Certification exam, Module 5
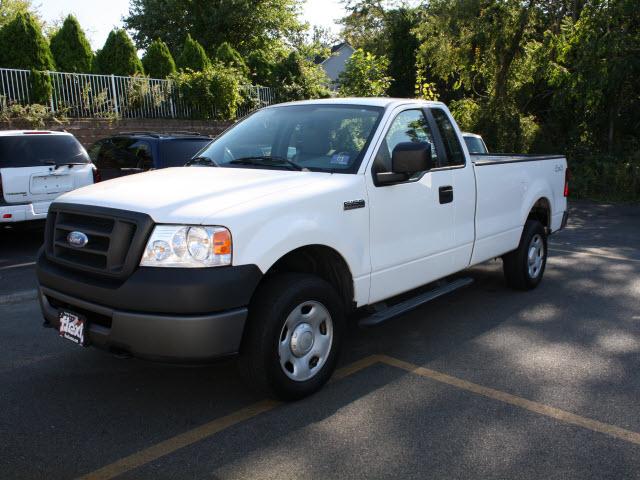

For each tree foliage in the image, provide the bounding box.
[215,42,248,76]
[170,64,243,120]
[49,15,93,73]
[142,38,176,78]
[124,0,304,58]
[0,0,38,29]
[0,11,54,70]
[94,29,144,76]
[177,34,210,72]
[338,48,392,97]
[340,1,420,97]
[408,0,640,199]
[271,51,331,102]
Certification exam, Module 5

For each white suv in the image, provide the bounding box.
[0,131,94,224]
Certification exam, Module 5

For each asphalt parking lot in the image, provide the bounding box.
[1,201,639,479]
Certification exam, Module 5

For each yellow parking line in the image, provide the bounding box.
[79,354,640,479]
[78,400,280,480]
[77,355,382,480]
[378,355,640,446]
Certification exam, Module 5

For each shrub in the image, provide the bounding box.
[177,34,210,72]
[215,42,248,76]
[338,49,392,97]
[0,12,54,70]
[49,15,93,73]
[94,29,144,76]
[30,69,51,104]
[142,38,176,78]
[171,63,242,120]
[272,51,330,102]
[0,103,67,128]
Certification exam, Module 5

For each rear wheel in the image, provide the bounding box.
[503,219,547,290]
[239,273,345,400]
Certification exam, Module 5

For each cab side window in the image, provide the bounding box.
[373,109,437,175]
[431,108,465,167]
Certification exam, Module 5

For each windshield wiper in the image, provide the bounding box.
[228,156,306,171]
[186,156,220,167]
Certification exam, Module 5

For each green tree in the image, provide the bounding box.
[340,2,420,97]
[177,34,210,71]
[94,29,144,76]
[338,48,392,97]
[142,38,176,78]
[272,51,331,101]
[0,0,38,29]
[125,0,304,58]
[215,42,248,76]
[0,11,54,70]
[49,15,93,73]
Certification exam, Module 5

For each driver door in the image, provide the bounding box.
[366,108,455,303]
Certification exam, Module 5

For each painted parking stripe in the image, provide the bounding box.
[379,355,640,446]
[78,355,381,480]
[78,354,640,479]
[0,261,36,271]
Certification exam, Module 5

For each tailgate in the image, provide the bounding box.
[1,165,92,204]
[29,170,74,195]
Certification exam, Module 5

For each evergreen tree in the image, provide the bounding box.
[0,11,54,70]
[94,29,144,76]
[176,34,210,71]
[215,42,248,76]
[142,38,176,78]
[49,15,93,73]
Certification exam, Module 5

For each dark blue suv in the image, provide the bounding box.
[88,132,212,181]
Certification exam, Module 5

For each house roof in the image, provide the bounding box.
[314,41,354,65]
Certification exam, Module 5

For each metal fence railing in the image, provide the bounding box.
[0,68,276,120]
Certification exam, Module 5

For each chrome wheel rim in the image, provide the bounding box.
[278,301,333,382]
[527,234,545,279]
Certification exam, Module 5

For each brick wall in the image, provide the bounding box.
[0,118,233,147]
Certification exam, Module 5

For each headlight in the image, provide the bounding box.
[140,225,232,267]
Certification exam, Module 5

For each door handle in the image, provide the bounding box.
[439,185,453,204]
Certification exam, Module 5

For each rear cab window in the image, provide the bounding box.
[430,108,465,167]
[0,134,89,168]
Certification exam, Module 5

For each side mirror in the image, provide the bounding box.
[376,142,433,185]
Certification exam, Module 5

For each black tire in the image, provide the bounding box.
[239,273,345,400]
[502,219,548,290]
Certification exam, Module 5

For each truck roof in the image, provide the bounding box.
[273,97,446,110]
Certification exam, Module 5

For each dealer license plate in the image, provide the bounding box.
[58,310,87,346]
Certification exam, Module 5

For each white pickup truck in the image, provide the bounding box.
[36,98,568,399]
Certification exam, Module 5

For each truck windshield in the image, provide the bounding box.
[0,135,89,168]
[194,104,384,173]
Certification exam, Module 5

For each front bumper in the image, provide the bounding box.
[37,251,263,362]
[0,201,50,223]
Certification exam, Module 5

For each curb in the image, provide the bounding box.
[0,289,38,306]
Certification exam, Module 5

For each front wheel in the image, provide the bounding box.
[502,219,548,290]
[239,273,345,400]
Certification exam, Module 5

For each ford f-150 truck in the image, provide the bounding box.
[36,98,568,399]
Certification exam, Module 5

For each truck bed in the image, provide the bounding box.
[469,152,568,266]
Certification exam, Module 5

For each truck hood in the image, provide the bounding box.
[56,167,333,223]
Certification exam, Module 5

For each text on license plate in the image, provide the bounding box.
[59,311,86,346]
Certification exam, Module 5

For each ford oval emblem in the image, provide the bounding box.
[67,231,89,248]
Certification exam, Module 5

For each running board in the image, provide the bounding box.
[359,277,474,328]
